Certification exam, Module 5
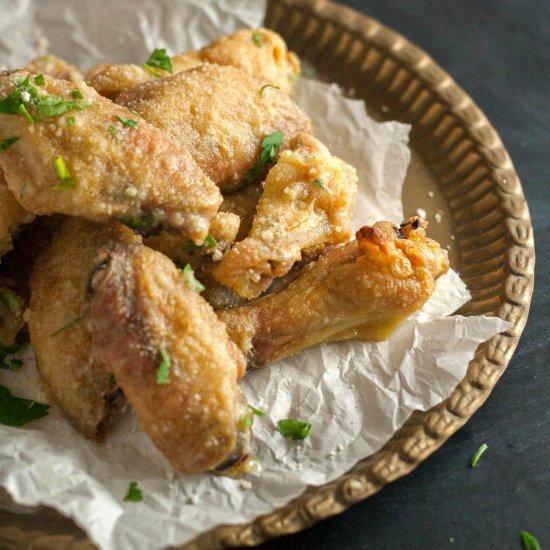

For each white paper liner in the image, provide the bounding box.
[0,2,511,549]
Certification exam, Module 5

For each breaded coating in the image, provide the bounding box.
[26,219,138,440]
[87,243,249,474]
[0,170,34,258]
[214,134,357,299]
[117,64,312,189]
[219,219,450,367]
[85,28,299,100]
[199,28,300,93]
[221,180,264,241]
[0,71,221,241]
[83,53,203,101]
[144,211,240,267]
[25,54,83,82]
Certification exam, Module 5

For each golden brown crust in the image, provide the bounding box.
[26,219,138,440]
[25,54,83,82]
[0,70,221,241]
[87,243,249,474]
[219,219,449,366]
[116,64,312,189]
[214,134,357,299]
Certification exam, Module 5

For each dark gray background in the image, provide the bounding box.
[257,1,550,549]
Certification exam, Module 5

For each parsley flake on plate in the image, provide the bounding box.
[520,531,541,550]
[0,384,50,427]
[123,481,143,502]
[276,418,311,440]
[144,48,173,78]
[0,136,20,153]
[182,264,205,293]
[156,349,171,385]
[52,156,75,190]
[469,443,488,467]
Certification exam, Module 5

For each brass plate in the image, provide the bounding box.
[0,0,534,547]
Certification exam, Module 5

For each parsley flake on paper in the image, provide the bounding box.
[0,384,50,427]
[123,481,143,502]
[276,418,311,440]
[144,48,173,78]
[156,349,171,385]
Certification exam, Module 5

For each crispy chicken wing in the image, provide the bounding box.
[87,243,249,474]
[26,219,138,440]
[219,219,450,367]
[214,134,357,299]
[117,64,311,190]
[0,71,221,241]
[25,54,83,82]
[85,28,299,100]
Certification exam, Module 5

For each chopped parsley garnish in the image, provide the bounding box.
[70,89,83,99]
[187,235,217,251]
[108,124,120,143]
[182,264,205,293]
[123,481,143,502]
[0,136,20,153]
[66,116,76,127]
[34,74,45,86]
[252,32,263,47]
[120,212,160,232]
[240,405,266,429]
[50,316,82,337]
[276,418,311,440]
[260,84,280,98]
[0,384,50,427]
[156,349,171,385]
[143,48,173,78]
[52,156,75,190]
[469,443,488,467]
[0,344,25,372]
[0,289,24,313]
[244,130,284,182]
[116,115,138,129]
[0,75,92,123]
[520,530,541,550]
[312,178,326,189]
[249,405,265,417]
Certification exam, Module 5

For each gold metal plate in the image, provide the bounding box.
[0,0,534,547]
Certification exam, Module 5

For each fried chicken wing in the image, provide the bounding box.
[214,134,357,299]
[0,170,34,259]
[25,54,83,82]
[26,219,138,440]
[87,243,249,474]
[117,64,312,190]
[85,28,299,100]
[0,71,221,241]
[219,219,450,367]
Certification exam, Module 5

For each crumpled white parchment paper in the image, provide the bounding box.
[0,1,510,549]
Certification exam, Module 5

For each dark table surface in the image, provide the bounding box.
[259,1,550,549]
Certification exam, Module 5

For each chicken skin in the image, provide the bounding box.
[26,219,139,440]
[87,243,249,474]
[214,134,358,299]
[117,64,311,190]
[85,27,300,100]
[219,219,450,367]
[0,71,221,241]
